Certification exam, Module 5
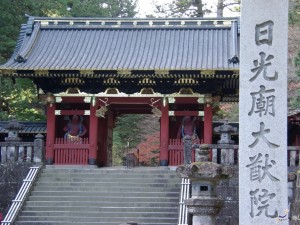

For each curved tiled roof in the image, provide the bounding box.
[0,17,239,75]
[0,121,46,134]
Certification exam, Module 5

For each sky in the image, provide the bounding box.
[137,0,240,17]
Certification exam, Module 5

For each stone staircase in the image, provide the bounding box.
[15,167,181,225]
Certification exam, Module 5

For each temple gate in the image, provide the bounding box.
[0,17,240,166]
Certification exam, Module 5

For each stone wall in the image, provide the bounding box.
[215,166,298,225]
[216,166,239,225]
[0,162,33,218]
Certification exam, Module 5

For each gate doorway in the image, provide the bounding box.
[112,114,160,167]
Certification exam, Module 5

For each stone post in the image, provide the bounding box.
[176,148,232,225]
[183,135,192,165]
[4,119,24,142]
[214,121,237,165]
[4,119,24,162]
[214,120,237,145]
[34,134,44,164]
[240,1,289,224]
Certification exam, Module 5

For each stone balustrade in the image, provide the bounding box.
[0,119,44,164]
[0,134,44,164]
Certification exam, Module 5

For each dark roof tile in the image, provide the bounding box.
[0,17,239,73]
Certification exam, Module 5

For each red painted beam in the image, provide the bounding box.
[56,110,88,116]
[98,97,161,106]
[170,97,200,104]
[58,97,85,103]
[169,111,203,116]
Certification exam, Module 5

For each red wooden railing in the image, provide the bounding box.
[168,138,203,166]
[53,138,89,165]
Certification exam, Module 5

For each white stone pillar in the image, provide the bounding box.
[239,1,289,224]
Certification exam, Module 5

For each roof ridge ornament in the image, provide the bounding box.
[33,17,238,28]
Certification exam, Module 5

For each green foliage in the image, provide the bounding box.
[290,89,300,109]
[226,104,239,122]
[294,51,300,77]
[112,114,144,165]
[0,78,45,121]
[153,0,207,17]
[289,0,300,25]
[66,0,137,17]
[214,104,239,122]
[0,0,137,121]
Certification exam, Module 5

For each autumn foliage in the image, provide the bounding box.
[136,131,160,166]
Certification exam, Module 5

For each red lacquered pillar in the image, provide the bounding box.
[160,100,169,166]
[89,103,98,165]
[46,103,56,165]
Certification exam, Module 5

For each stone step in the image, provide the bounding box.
[22,206,177,213]
[34,181,180,188]
[37,177,179,183]
[40,172,179,179]
[16,221,176,225]
[30,191,179,198]
[15,167,180,225]
[28,196,179,203]
[32,186,180,192]
[20,211,178,218]
[25,201,179,208]
[17,216,177,223]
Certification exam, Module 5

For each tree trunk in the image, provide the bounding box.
[194,0,204,17]
[217,0,224,17]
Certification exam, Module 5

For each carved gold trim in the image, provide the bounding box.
[175,78,198,85]
[117,70,132,75]
[155,70,169,75]
[139,78,155,84]
[1,69,17,75]
[105,88,119,94]
[103,78,120,84]
[80,70,94,76]
[140,88,155,94]
[179,88,194,95]
[151,107,162,118]
[34,70,49,75]
[201,70,215,75]
[62,78,85,84]
[66,87,81,94]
